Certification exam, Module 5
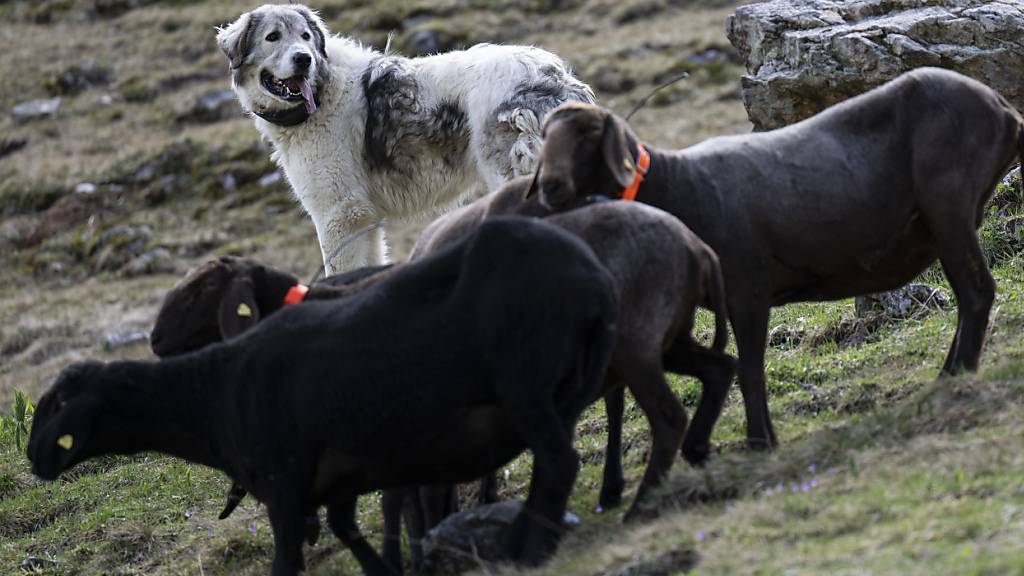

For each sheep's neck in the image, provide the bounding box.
[632,145,697,218]
[97,356,226,471]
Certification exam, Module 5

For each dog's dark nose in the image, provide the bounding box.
[293,52,312,70]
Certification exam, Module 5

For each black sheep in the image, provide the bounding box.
[28,217,619,576]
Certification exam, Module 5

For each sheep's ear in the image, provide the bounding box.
[601,113,636,189]
[294,6,328,60]
[218,277,260,339]
[217,12,259,70]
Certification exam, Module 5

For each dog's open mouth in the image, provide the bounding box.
[260,70,317,115]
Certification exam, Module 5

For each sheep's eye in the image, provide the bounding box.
[266,31,280,42]
[302,31,311,40]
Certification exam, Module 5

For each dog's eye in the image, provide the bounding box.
[266,31,280,42]
[302,32,311,41]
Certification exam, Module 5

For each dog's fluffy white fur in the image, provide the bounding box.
[218,4,594,273]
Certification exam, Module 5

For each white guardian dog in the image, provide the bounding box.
[217,4,595,274]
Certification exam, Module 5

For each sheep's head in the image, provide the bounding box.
[27,361,106,480]
[150,257,296,357]
[535,103,639,208]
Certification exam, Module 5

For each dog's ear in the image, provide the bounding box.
[217,12,260,70]
[218,277,261,339]
[294,6,329,60]
[601,113,636,189]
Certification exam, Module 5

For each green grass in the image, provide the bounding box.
[2,0,1023,573]
[2,262,1023,575]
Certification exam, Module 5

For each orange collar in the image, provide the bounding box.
[621,143,650,202]
[282,283,309,306]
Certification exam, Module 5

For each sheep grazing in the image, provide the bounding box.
[151,257,478,570]
[414,178,737,518]
[534,67,1024,450]
[28,217,619,576]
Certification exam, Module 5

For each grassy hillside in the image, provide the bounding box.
[1,0,1023,574]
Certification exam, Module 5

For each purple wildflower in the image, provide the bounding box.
[183,509,192,520]
[248,523,256,534]
[811,478,819,488]
[807,464,816,473]
[696,531,705,542]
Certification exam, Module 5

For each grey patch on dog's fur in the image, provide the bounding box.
[228,12,262,84]
[496,65,597,118]
[479,65,596,177]
[363,57,421,170]
[362,56,470,173]
[429,100,470,167]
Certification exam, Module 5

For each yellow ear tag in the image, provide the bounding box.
[236,303,252,317]
[623,156,635,173]
[57,434,74,450]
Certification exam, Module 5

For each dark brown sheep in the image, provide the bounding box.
[534,67,1024,449]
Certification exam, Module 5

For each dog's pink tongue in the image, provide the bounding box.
[300,80,316,115]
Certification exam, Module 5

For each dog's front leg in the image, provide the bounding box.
[311,205,389,275]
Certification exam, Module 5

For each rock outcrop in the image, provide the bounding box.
[726,0,1024,130]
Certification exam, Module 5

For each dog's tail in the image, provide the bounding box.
[706,253,730,353]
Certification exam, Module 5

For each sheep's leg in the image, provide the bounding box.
[933,228,995,374]
[327,497,400,576]
[478,473,499,505]
[403,489,426,571]
[621,358,687,523]
[501,402,578,565]
[267,501,307,576]
[598,386,626,511]
[664,341,736,466]
[730,302,776,450]
[380,489,405,574]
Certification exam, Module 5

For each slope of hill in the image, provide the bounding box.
[1,1,1022,575]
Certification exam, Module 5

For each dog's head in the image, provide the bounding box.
[217,4,329,117]
[150,256,295,357]
[27,362,107,481]
[534,103,639,209]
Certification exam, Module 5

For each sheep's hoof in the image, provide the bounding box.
[681,443,711,467]
[304,516,321,546]
[597,486,623,513]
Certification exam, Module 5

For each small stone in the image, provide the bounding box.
[855,284,950,319]
[74,182,97,195]
[91,224,153,271]
[123,247,176,277]
[47,59,112,95]
[19,557,57,571]
[258,171,282,187]
[420,500,580,574]
[177,89,239,124]
[11,98,61,122]
[104,330,149,349]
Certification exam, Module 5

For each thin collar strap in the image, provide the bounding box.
[253,94,321,127]
[621,143,650,202]
[282,284,309,306]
